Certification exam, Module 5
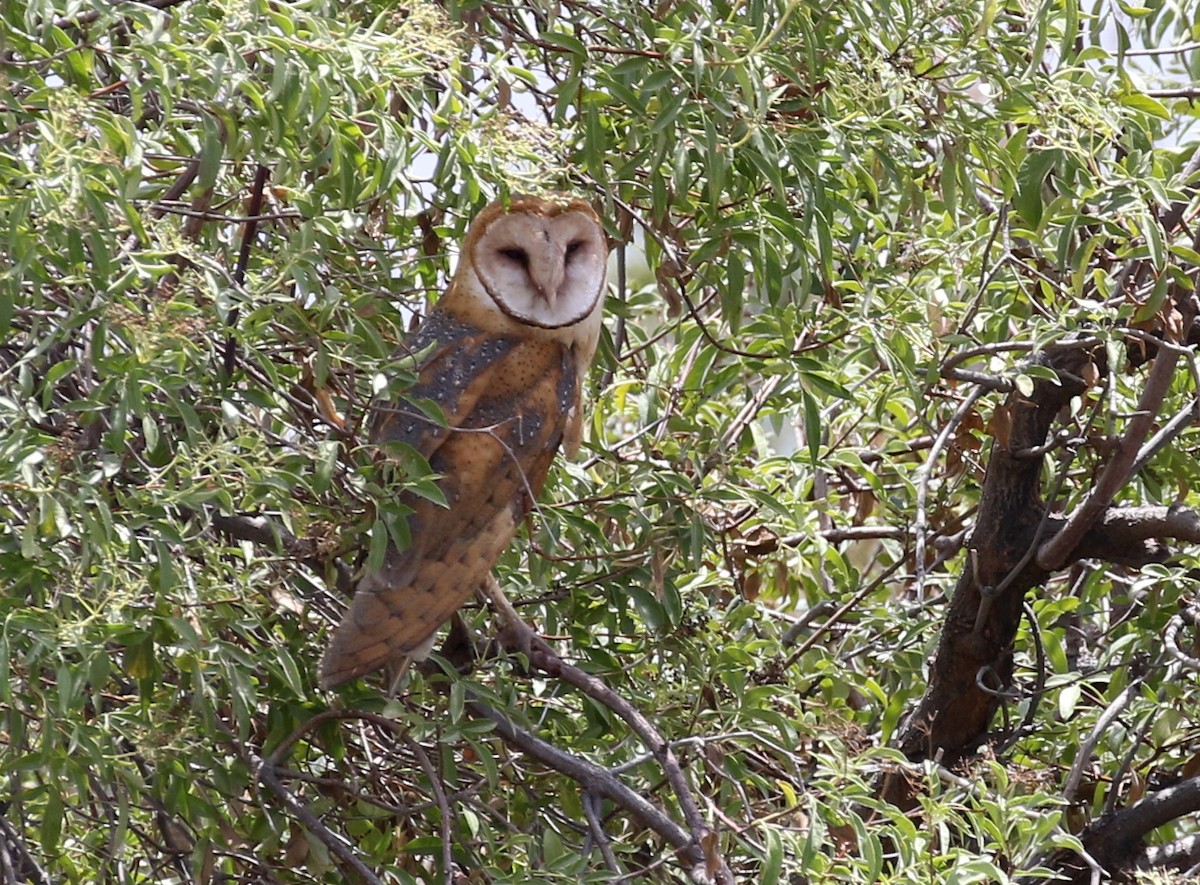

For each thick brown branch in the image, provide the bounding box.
[1137,834,1200,874]
[1026,777,1200,884]
[887,344,1097,786]
[1038,344,1183,570]
[1068,504,1200,565]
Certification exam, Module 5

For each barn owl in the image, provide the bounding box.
[319,195,607,689]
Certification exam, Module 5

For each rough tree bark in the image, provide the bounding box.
[885,343,1098,781]
[878,287,1200,877]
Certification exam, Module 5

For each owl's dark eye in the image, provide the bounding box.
[498,246,529,268]
[564,240,585,261]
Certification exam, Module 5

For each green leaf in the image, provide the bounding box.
[1059,683,1082,720]
[1015,149,1062,228]
[1118,93,1170,119]
[42,788,63,856]
[761,828,783,885]
[366,519,389,573]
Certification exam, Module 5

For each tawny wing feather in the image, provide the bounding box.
[319,310,579,688]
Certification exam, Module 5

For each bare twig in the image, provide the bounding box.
[940,368,1014,391]
[256,754,384,885]
[0,810,50,885]
[996,599,1047,757]
[407,738,455,884]
[151,204,301,223]
[1128,394,1200,477]
[1062,676,1143,803]
[914,385,987,598]
[957,206,1009,335]
[1124,40,1200,57]
[478,577,733,884]
[465,700,698,863]
[941,341,1036,376]
[582,792,623,875]
[716,375,782,454]
[1106,688,1164,817]
[121,158,200,254]
[782,558,907,670]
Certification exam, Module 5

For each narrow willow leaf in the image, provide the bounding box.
[1015,149,1061,229]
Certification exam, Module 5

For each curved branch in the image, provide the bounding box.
[1062,676,1142,803]
[1094,776,1200,857]
[1136,834,1200,873]
[1028,777,1200,883]
[1038,340,1184,571]
[256,753,384,885]
[465,699,698,861]
[1043,504,1200,568]
[0,809,49,885]
[479,577,733,884]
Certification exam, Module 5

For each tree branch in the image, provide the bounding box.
[1128,394,1200,477]
[249,739,385,885]
[1030,777,1200,884]
[1050,504,1200,567]
[407,738,456,884]
[209,510,354,593]
[0,809,49,885]
[1037,341,1183,571]
[53,0,191,30]
[479,577,733,884]
[465,699,703,870]
[1136,833,1200,873]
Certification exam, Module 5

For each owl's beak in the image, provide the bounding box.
[533,262,564,309]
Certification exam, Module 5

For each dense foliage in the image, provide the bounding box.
[3,0,1200,882]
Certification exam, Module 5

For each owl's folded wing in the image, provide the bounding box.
[318,311,537,688]
[368,309,520,459]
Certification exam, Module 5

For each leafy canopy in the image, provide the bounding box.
[2,0,1200,881]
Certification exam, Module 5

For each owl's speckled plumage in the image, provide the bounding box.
[319,196,606,689]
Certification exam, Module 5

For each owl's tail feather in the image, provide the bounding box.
[318,585,442,689]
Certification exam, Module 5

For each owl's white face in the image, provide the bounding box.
[470,207,607,330]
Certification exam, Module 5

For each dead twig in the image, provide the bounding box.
[407,738,456,884]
